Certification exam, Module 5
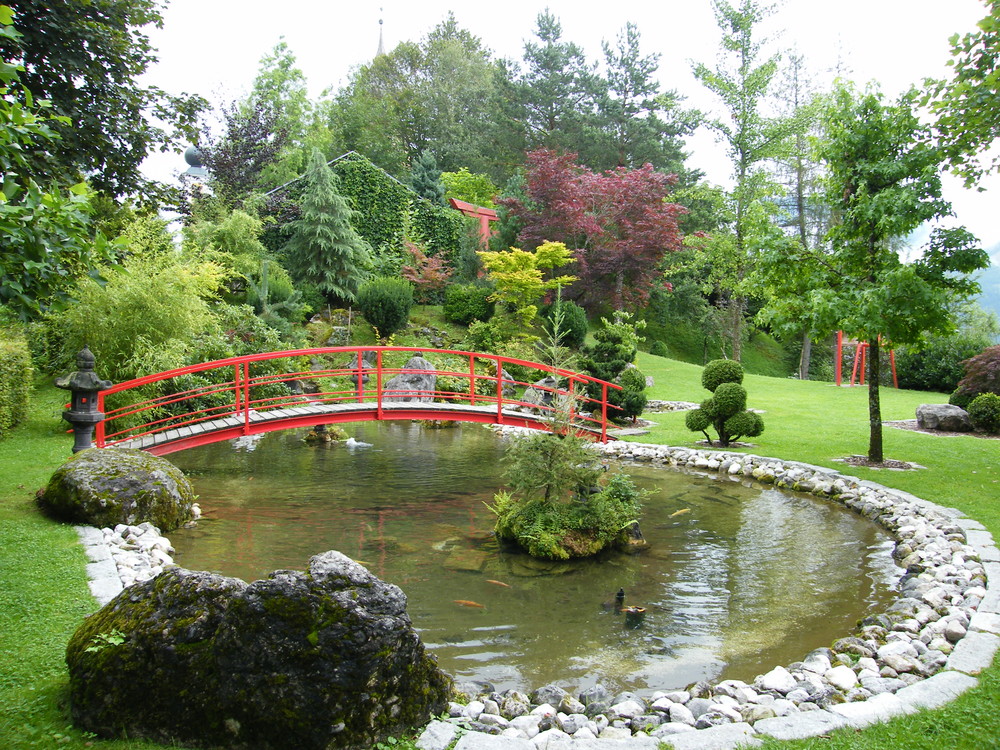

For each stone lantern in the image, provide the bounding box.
[55,347,112,453]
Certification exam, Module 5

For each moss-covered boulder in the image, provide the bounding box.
[66,552,452,750]
[39,448,195,530]
[66,568,246,745]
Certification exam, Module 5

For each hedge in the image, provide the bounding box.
[0,333,31,440]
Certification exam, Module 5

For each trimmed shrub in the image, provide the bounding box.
[949,389,974,409]
[444,283,494,326]
[686,359,763,447]
[0,333,31,440]
[968,392,1000,434]
[702,359,744,392]
[357,277,414,340]
[617,367,648,423]
[649,340,669,357]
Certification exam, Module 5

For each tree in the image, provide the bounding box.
[692,0,803,361]
[283,148,372,304]
[587,22,700,175]
[926,1,1000,186]
[0,0,205,199]
[199,98,291,206]
[0,6,118,320]
[500,149,685,310]
[760,84,989,462]
[477,240,576,327]
[516,10,600,152]
[356,277,413,340]
[410,150,445,204]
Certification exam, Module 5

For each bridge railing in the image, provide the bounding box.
[95,346,621,448]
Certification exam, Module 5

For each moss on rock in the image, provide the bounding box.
[39,448,195,530]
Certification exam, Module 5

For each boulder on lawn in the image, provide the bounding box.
[915,404,972,432]
[39,448,195,531]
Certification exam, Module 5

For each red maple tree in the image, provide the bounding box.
[499,149,684,309]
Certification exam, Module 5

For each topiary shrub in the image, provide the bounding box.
[685,359,763,447]
[357,277,414,340]
[649,340,669,357]
[617,366,648,423]
[968,392,1000,434]
[702,358,744,392]
[443,283,494,326]
[949,389,974,409]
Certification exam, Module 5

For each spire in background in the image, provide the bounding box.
[376,9,385,57]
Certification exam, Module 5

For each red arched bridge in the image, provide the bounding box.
[93,346,621,455]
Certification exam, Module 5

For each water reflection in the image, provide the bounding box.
[169,422,899,694]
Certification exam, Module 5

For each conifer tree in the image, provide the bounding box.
[283,148,372,304]
[410,149,446,204]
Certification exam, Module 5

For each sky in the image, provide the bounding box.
[141,0,1000,258]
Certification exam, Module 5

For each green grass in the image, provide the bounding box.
[1,358,999,749]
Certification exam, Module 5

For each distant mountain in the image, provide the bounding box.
[975,246,1000,318]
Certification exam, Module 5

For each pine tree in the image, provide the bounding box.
[283,148,372,304]
[410,149,446,205]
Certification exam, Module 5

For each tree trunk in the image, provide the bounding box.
[730,296,745,362]
[798,333,812,380]
[867,338,883,463]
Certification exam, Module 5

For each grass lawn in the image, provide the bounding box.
[1,359,998,749]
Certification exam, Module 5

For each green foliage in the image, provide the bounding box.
[441,168,498,207]
[702,358,744,392]
[0,0,206,199]
[968,392,1000,433]
[284,148,372,304]
[617,367,648,422]
[410,149,445,204]
[896,333,995,394]
[582,309,645,384]
[478,241,576,327]
[649,340,669,357]
[491,470,644,560]
[357,277,414,340]
[542,299,587,350]
[409,196,465,263]
[685,359,763,446]
[949,388,974,409]
[443,283,495,326]
[0,330,30,440]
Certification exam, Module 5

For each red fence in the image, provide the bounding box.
[96,346,621,454]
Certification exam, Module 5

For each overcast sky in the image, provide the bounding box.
[142,0,999,256]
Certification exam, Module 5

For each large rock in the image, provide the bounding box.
[383,355,436,403]
[40,448,195,531]
[519,376,558,411]
[66,551,451,750]
[916,404,972,432]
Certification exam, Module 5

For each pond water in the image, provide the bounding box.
[168,422,900,696]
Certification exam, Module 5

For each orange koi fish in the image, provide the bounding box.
[453,599,486,608]
[670,508,690,518]
[485,580,511,588]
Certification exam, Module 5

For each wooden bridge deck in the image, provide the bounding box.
[115,401,600,455]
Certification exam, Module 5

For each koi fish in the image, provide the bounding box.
[454,600,485,608]
[670,508,690,518]
[485,580,511,589]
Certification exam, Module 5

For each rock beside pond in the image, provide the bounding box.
[66,551,451,750]
[40,448,195,531]
[915,403,972,432]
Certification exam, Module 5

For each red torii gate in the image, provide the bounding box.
[449,198,498,246]
[834,331,898,388]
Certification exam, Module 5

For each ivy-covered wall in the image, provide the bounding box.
[263,152,465,273]
[0,332,31,441]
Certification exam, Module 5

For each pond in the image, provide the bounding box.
[168,422,900,696]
